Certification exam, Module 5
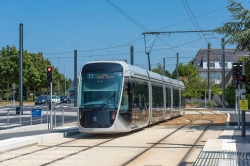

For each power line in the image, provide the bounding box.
[181,0,202,39]
[106,0,148,31]
[184,0,209,44]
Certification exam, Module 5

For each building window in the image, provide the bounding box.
[210,63,215,68]
[196,63,200,66]
[219,62,228,68]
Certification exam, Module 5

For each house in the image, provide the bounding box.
[190,48,249,84]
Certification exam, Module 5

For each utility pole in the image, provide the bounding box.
[146,52,151,71]
[130,45,134,65]
[19,23,23,108]
[163,58,165,75]
[176,53,179,79]
[74,50,77,107]
[207,43,211,101]
[222,38,225,108]
[58,57,60,96]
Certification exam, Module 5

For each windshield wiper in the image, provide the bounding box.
[98,91,116,110]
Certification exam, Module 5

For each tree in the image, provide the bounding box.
[215,0,250,106]
[152,63,172,77]
[173,63,207,98]
[0,45,71,101]
[152,63,165,75]
[214,0,250,52]
[0,46,19,101]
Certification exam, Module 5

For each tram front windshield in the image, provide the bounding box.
[80,73,122,110]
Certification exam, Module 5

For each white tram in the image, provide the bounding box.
[78,61,185,133]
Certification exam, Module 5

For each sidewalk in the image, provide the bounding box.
[0,123,80,153]
[194,127,250,165]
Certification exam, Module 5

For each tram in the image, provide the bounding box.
[78,61,185,133]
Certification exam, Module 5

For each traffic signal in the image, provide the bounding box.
[47,67,52,82]
[232,63,238,78]
[238,62,242,75]
[237,75,246,83]
[232,62,243,85]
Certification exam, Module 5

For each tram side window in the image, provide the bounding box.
[132,79,149,110]
[165,86,171,108]
[173,88,180,108]
[120,83,129,111]
[152,85,163,108]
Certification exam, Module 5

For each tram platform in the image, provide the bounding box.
[194,108,250,166]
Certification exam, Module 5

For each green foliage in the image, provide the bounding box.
[152,62,208,99]
[176,63,207,98]
[225,83,237,107]
[199,101,218,108]
[0,45,72,100]
[152,63,172,77]
[214,0,250,52]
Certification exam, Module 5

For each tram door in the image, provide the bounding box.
[131,78,149,128]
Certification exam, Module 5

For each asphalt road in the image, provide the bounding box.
[213,107,250,126]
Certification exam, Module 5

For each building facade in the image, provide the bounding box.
[190,49,249,84]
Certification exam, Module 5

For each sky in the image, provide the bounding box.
[1,0,249,79]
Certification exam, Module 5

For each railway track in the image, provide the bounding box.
[0,110,226,166]
[121,111,208,165]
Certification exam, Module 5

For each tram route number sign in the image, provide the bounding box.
[239,99,248,111]
[32,109,42,117]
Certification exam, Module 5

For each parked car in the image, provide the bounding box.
[51,95,60,104]
[35,95,50,105]
[60,96,71,104]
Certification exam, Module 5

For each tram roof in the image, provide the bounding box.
[83,61,185,88]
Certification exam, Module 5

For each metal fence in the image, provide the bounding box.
[0,105,66,130]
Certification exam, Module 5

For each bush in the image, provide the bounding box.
[199,100,218,107]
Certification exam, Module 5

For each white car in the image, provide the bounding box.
[51,95,60,104]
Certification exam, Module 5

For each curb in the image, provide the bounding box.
[0,124,49,134]
[0,129,80,153]
[226,113,230,126]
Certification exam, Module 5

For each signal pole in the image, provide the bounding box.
[50,82,53,129]
[241,61,245,137]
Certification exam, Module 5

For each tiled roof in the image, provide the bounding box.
[190,48,250,64]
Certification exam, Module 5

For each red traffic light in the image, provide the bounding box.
[47,67,52,82]
[237,75,246,83]
[47,67,52,72]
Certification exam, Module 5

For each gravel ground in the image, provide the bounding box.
[158,113,228,126]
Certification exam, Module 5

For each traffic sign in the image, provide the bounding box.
[241,95,246,99]
[32,109,42,117]
[239,99,248,111]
